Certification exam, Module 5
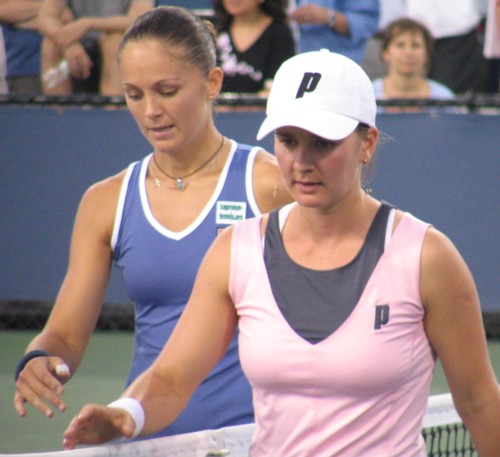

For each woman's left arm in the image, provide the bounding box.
[421,227,500,457]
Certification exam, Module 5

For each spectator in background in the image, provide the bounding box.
[372,18,454,112]
[213,0,295,95]
[38,0,153,96]
[405,0,489,94]
[0,0,43,94]
[288,0,379,64]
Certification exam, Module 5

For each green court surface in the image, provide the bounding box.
[1,331,499,454]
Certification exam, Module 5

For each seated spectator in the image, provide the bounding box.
[213,0,295,95]
[372,18,454,112]
[38,0,152,96]
[0,0,44,94]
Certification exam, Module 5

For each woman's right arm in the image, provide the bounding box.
[13,174,123,418]
[62,225,238,448]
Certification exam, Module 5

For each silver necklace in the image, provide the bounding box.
[152,136,225,191]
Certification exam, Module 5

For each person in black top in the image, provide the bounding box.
[213,0,296,94]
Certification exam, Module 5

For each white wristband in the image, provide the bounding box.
[107,398,145,438]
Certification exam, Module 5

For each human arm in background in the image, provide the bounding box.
[37,0,71,42]
[62,222,241,447]
[45,0,153,51]
[38,0,151,83]
[38,0,92,81]
[13,173,123,418]
[0,0,43,29]
[421,227,500,457]
[289,0,379,43]
[289,2,350,36]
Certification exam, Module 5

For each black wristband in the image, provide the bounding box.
[15,350,50,381]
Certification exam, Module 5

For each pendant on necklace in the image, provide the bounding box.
[153,178,163,188]
[176,178,185,191]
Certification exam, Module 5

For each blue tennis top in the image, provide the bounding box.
[111,141,260,437]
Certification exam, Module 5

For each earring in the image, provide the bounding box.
[360,158,368,164]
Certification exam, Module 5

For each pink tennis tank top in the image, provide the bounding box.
[230,211,435,457]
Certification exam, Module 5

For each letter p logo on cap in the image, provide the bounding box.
[296,72,322,98]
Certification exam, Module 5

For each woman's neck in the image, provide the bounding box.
[282,193,381,270]
[292,191,378,240]
[153,129,225,176]
[230,10,272,52]
[232,8,269,27]
[383,72,430,98]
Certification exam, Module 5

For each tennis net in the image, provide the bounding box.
[1,392,475,457]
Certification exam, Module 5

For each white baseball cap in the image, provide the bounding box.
[257,49,376,141]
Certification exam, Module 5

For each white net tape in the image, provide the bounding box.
[0,393,462,457]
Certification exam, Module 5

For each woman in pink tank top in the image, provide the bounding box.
[63,49,500,456]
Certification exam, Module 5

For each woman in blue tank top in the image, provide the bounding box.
[13,6,292,438]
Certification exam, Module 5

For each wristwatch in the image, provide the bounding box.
[326,9,337,28]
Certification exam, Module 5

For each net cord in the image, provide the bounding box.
[0,392,472,457]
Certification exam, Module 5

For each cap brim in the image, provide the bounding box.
[256,110,359,141]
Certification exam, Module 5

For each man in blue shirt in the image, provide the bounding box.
[289,0,379,64]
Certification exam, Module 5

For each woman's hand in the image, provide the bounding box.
[289,4,328,25]
[63,404,136,450]
[64,42,94,79]
[14,356,71,418]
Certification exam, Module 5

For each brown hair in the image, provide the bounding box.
[382,18,434,67]
[118,6,217,75]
